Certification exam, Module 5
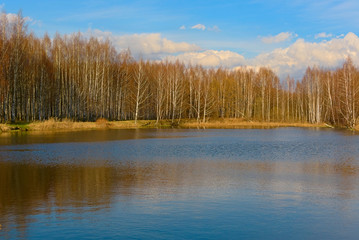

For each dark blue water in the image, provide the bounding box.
[0,128,359,239]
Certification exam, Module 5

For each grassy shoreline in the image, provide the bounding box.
[0,118,336,133]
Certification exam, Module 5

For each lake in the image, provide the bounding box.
[0,128,359,239]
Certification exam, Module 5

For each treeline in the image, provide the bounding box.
[1,13,359,128]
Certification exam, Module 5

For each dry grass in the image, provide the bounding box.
[0,124,11,132]
[27,119,162,132]
[95,118,109,128]
[181,118,327,129]
[28,118,98,131]
[0,118,341,133]
[107,120,167,129]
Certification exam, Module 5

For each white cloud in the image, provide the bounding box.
[3,13,20,23]
[1,13,36,25]
[165,32,359,80]
[261,32,296,44]
[184,24,220,32]
[165,50,245,68]
[250,32,359,79]
[315,32,333,39]
[87,29,359,80]
[191,24,206,31]
[88,29,201,58]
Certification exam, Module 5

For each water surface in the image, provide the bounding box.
[0,128,359,239]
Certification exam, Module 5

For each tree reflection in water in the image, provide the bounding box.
[1,157,358,238]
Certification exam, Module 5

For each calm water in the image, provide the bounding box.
[0,128,359,239]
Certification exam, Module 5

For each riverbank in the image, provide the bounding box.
[0,118,336,133]
[0,118,161,132]
[181,118,330,129]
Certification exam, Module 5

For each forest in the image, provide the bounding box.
[1,13,359,128]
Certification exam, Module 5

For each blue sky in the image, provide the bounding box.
[2,0,359,78]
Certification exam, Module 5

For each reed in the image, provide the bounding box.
[0,118,342,133]
[180,118,327,129]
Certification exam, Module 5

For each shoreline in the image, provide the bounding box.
[0,118,337,133]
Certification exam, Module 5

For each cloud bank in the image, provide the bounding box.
[251,32,359,78]
[88,29,359,79]
[88,29,201,58]
[167,33,359,79]
[166,50,245,68]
